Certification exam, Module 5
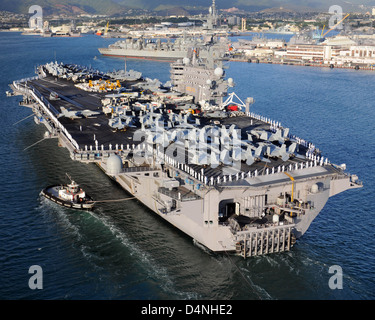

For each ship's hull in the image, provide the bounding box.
[98,47,187,61]
[102,163,358,254]
[104,167,236,252]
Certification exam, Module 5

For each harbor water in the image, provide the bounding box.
[0,32,374,300]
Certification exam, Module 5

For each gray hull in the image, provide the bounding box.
[41,186,94,211]
[98,47,187,61]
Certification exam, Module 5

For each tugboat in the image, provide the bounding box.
[41,176,94,210]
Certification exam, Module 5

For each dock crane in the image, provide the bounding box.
[95,22,109,36]
[104,21,109,37]
[321,25,325,37]
[322,13,350,38]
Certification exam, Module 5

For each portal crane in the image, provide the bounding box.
[322,13,350,38]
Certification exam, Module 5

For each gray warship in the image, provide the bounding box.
[98,0,229,62]
[99,37,195,61]
[8,40,362,257]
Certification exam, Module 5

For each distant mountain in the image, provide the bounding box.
[2,0,375,15]
[154,6,191,17]
[113,0,209,10]
[257,0,375,12]
[113,0,375,13]
[0,0,128,16]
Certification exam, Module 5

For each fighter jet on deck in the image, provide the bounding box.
[108,114,136,131]
[58,107,102,119]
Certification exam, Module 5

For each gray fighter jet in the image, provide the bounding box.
[58,107,101,119]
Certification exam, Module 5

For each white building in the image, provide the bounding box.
[243,48,274,57]
[285,44,343,63]
[336,45,375,65]
[322,35,356,47]
[50,25,72,36]
[228,16,241,26]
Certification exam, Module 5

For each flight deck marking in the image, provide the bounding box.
[40,78,66,87]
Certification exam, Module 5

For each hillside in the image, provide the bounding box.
[0,0,127,16]
[114,0,375,12]
[2,0,375,15]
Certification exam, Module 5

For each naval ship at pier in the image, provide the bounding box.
[98,0,230,62]
[98,35,230,62]
[8,41,362,258]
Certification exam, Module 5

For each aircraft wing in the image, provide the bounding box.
[80,110,101,118]
[58,107,81,119]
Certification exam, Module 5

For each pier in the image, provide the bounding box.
[230,56,375,71]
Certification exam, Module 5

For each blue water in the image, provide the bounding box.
[0,32,374,300]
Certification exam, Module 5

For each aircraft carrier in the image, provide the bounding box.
[8,42,362,257]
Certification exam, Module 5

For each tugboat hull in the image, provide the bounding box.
[41,185,94,210]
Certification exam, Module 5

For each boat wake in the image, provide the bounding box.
[37,195,83,241]
[37,196,199,299]
[89,209,200,299]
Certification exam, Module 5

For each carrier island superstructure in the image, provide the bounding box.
[8,45,362,258]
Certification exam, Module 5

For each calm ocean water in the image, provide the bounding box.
[0,32,374,300]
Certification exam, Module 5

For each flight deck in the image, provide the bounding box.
[24,71,322,184]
